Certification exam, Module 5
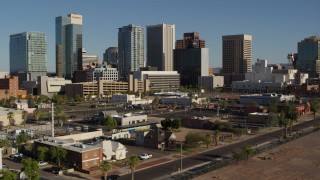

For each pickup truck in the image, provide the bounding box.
[139,153,152,160]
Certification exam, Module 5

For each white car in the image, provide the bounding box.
[38,161,48,166]
[139,153,152,160]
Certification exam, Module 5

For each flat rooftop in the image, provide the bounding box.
[34,136,100,153]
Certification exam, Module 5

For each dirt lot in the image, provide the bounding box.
[196,130,320,180]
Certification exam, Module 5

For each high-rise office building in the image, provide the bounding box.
[174,32,208,87]
[297,36,320,78]
[118,24,144,80]
[147,23,175,71]
[222,34,252,84]
[176,32,205,49]
[103,47,118,66]
[10,32,47,83]
[174,48,209,87]
[56,13,83,79]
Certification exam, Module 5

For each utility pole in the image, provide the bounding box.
[180,143,183,171]
[51,103,54,137]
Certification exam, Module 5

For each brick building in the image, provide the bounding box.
[33,137,102,172]
[0,75,26,99]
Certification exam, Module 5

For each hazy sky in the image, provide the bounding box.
[1,0,319,72]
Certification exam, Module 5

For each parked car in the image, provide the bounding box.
[9,153,23,159]
[139,153,152,160]
[38,161,48,166]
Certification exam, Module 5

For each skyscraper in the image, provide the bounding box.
[10,32,47,82]
[176,32,205,49]
[56,13,83,79]
[147,23,175,71]
[103,47,118,66]
[174,32,208,87]
[297,36,320,78]
[222,34,252,84]
[118,24,144,80]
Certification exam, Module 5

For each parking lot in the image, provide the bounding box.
[125,145,171,161]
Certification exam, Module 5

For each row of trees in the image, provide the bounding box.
[100,155,141,180]
[36,146,67,167]
[160,118,181,130]
[184,132,212,151]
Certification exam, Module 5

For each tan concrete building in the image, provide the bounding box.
[65,80,128,97]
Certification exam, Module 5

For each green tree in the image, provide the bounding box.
[21,157,40,180]
[213,130,221,146]
[232,150,244,164]
[74,94,84,103]
[100,160,112,180]
[310,99,320,126]
[27,95,35,108]
[22,110,28,127]
[171,119,181,129]
[16,132,29,150]
[55,107,67,125]
[128,156,140,180]
[151,97,160,109]
[278,112,289,138]
[0,169,17,180]
[37,146,49,161]
[241,145,255,160]
[103,115,117,129]
[268,100,278,113]
[160,118,172,130]
[50,146,67,167]
[201,133,212,149]
[7,111,15,127]
[284,103,298,136]
[0,98,5,107]
[33,109,41,125]
[184,132,202,151]
[266,113,278,129]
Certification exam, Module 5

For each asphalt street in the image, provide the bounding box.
[118,120,315,180]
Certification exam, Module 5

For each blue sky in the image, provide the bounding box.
[0,0,319,72]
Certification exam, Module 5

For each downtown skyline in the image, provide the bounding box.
[0,0,320,72]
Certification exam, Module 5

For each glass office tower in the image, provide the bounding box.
[10,32,47,82]
[118,24,144,80]
[56,13,83,79]
[297,36,320,78]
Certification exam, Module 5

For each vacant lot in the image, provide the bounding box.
[196,130,320,180]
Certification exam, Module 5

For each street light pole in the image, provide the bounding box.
[180,143,183,171]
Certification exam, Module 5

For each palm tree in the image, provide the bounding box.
[22,110,28,128]
[100,160,112,180]
[4,89,8,100]
[213,130,220,146]
[310,99,320,126]
[7,111,15,127]
[128,156,140,180]
[33,109,41,125]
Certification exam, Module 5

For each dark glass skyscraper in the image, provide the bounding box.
[56,13,82,79]
[297,36,320,78]
[10,32,47,82]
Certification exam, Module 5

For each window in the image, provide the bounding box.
[85,153,89,159]
[94,160,97,165]
[84,162,88,167]
[93,152,97,157]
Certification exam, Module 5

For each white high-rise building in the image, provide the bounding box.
[118,24,144,80]
[147,23,175,71]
